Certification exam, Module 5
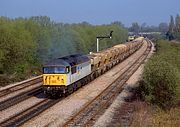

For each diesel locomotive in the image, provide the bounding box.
[43,37,144,97]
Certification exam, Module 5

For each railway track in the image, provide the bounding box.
[0,76,42,98]
[0,86,43,111]
[62,39,152,127]
[0,98,60,127]
[0,39,151,127]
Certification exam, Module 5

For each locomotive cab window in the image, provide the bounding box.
[66,66,70,73]
[43,66,66,74]
[71,66,76,74]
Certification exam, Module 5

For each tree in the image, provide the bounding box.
[141,22,147,32]
[0,16,128,85]
[169,15,175,33]
[111,21,124,28]
[158,22,168,33]
[175,14,180,32]
[129,22,140,34]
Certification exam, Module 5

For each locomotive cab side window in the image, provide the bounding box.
[71,66,77,74]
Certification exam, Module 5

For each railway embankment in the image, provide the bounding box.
[94,39,180,127]
[131,40,180,127]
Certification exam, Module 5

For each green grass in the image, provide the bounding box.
[141,39,180,109]
[156,40,180,102]
[131,39,180,127]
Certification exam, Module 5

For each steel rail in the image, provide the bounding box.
[0,98,60,127]
[62,39,151,127]
[0,86,43,111]
[0,39,150,127]
[0,76,42,98]
[85,39,152,127]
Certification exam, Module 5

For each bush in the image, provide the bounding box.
[142,55,179,109]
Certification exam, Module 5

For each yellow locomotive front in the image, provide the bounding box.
[42,59,71,96]
[43,66,67,86]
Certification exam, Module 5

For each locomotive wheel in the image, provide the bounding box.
[87,76,91,83]
[68,85,73,93]
[95,72,98,78]
[73,83,77,91]
[80,79,85,86]
[90,73,95,81]
[63,89,69,97]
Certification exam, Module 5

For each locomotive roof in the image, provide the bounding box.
[44,54,90,67]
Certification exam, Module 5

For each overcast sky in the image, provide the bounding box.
[0,0,180,26]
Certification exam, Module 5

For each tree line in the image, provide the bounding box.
[128,14,180,41]
[129,22,169,34]
[0,16,128,85]
[167,14,180,40]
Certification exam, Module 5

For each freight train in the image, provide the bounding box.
[43,37,144,97]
